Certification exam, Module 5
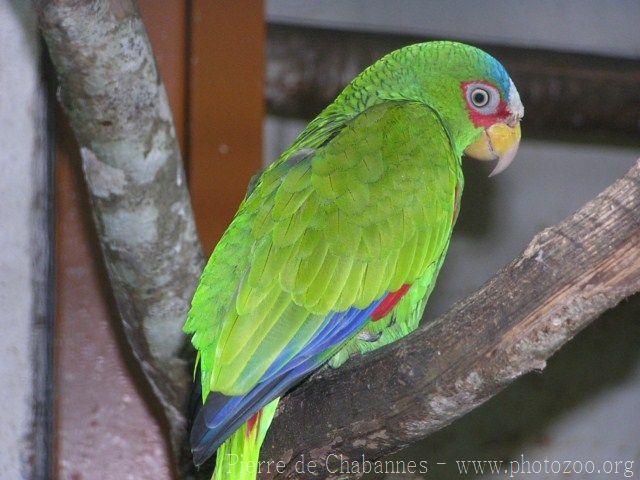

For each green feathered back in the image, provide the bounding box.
[184,101,460,398]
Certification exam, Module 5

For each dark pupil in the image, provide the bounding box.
[473,91,487,105]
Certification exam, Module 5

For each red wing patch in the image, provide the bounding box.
[371,284,411,321]
[246,409,262,437]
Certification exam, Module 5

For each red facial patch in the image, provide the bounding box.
[461,81,510,129]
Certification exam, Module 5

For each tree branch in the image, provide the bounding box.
[261,159,640,479]
[34,0,203,460]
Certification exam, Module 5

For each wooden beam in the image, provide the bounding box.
[0,5,51,477]
[188,0,266,253]
[267,24,640,144]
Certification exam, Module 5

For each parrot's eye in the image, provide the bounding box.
[464,82,500,115]
[471,88,489,107]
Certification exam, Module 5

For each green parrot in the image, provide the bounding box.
[184,40,523,479]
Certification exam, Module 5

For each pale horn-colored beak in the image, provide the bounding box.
[464,122,521,176]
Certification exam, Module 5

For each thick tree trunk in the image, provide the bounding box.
[260,159,640,479]
[34,0,203,460]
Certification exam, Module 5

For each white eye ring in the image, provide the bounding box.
[470,88,489,107]
[466,83,500,114]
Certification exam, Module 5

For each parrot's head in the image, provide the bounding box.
[350,41,524,175]
[459,76,523,176]
[411,41,524,176]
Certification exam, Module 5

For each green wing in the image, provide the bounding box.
[184,101,459,399]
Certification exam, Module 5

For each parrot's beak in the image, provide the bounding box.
[464,122,521,177]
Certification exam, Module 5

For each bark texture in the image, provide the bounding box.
[260,159,640,479]
[35,0,203,457]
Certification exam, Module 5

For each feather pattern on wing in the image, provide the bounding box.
[184,101,461,464]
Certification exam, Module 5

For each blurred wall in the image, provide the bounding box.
[267,0,640,58]
[0,2,49,479]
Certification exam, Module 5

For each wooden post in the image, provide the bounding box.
[188,0,266,252]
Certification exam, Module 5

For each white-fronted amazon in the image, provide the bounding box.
[184,41,524,479]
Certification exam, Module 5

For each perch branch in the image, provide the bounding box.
[34,0,203,459]
[261,159,640,479]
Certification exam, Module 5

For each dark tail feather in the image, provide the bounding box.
[190,367,307,466]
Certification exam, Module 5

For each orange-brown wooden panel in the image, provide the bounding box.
[188,0,266,253]
[54,3,187,479]
[138,0,188,152]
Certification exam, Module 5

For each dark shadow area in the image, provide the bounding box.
[455,159,498,238]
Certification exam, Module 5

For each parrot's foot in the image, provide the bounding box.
[357,330,382,342]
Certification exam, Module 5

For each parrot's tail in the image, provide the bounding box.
[212,398,279,480]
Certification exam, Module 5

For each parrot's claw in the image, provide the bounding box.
[357,331,383,343]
